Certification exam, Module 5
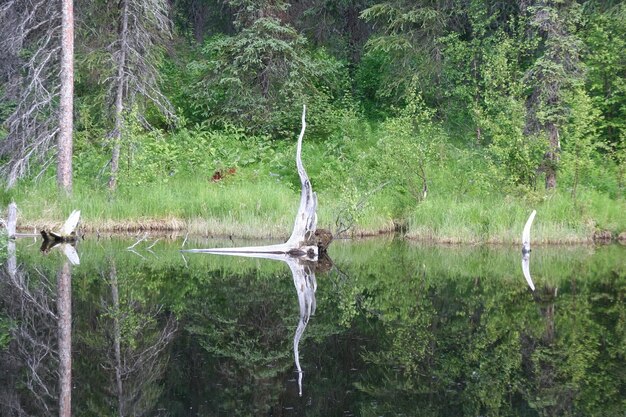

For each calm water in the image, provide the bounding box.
[1,237,625,416]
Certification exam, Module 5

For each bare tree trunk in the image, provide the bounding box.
[545,123,559,190]
[57,261,72,417]
[108,0,129,191]
[58,0,74,195]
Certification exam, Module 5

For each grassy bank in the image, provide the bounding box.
[2,174,624,244]
[2,115,625,243]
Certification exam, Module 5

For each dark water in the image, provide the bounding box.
[1,237,625,417]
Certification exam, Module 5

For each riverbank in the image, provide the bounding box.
[4,177,625,244]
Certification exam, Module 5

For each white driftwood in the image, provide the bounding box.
[184,105,318,259]
[521,210,536,291]
[60,210,80,236]
[45,209,81,240]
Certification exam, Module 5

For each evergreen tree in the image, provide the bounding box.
[186,0,344,135]
[522,0,583,190]
[360,0,454,108]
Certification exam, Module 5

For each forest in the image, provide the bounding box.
[1,0,625,242]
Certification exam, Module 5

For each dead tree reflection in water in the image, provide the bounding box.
[0,249,72,416]
[195,251,322,397]
[286,258,317,397]
[98,261,177,417]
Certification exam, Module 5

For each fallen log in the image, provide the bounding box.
[40,209,81,243]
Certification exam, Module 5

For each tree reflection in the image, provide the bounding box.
[78,260,177,416]
[0,246,73,417]
[2,238,624,416]
[280,255,318,396]
[57,262,71,417]
[329,242,626,416]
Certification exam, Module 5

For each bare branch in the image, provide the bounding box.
[0,0,62,187]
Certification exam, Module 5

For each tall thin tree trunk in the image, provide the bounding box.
[545,123,559,190]
[57,261,72,417]
[58,0,74,194]
[109,0,129,190]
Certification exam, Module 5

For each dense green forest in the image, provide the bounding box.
[1,0,625,241]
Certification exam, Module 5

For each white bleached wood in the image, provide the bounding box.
[59,210,80,236]
[522,210,536,253]
[184,105,318,259]
[521,210,536,291]
[7,202,17,237]
[61,243,80,265]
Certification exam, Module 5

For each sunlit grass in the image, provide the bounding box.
[404,190,623,243]
[4,175,302,238]
[2,144,624,243]
[3,174,624,243]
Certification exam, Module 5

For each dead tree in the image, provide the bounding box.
[0,0,61,188]
[57,0,74,195]
[106,0,174,190]
[184,106,326,259]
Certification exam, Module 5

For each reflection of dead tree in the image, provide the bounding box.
[0,0,61,187]
[286,258,317,397]
[100,262,177,416]
[195,251,321,397]
[0,256,59,416]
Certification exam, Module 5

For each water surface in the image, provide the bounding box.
[1,237,625,416]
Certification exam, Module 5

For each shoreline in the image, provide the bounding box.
[13,218,625,245]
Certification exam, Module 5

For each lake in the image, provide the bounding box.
[1,236,625,416]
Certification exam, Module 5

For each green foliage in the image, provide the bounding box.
[360,1,450,107]
[0,316,12,350]
[484,96,548,192]
[560,87,608,198]
[582,3,626,195]
[374,89,446,213]
[183,15,349,136]
[2,0,626,240]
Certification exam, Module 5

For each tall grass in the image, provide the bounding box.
[407,194,587,243]
[3,175,302,237]
[1,122,624,243]
[3,171,624,243]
